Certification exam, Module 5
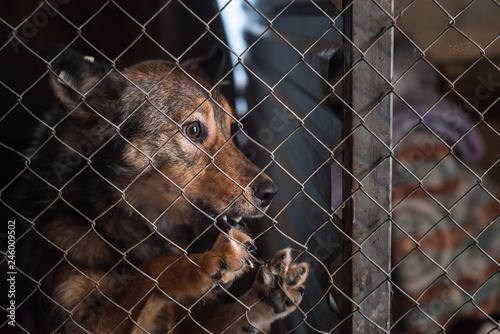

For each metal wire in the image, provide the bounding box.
[1,0,499,333]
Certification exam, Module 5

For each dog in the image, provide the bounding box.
[18,45,309,333]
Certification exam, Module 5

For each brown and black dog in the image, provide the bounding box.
[19,46,308,333]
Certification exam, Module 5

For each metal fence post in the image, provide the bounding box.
[342,0,394,333]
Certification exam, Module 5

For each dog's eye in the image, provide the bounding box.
[183,121,203,140]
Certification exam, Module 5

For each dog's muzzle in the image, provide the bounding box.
[252,178,278,208]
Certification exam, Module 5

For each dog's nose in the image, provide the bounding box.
[253,179,278,207]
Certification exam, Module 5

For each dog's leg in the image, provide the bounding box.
[119,227,255,333]
[55,228,254,334]
[194,248,309,334]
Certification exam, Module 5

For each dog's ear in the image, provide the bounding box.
[41,44,124,113]
[181,47,230,87]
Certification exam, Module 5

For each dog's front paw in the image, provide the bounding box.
[256,248,309,315]
[208,228,255,284]
[193,248,308,334]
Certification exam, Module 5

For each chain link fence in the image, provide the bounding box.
[1,0,499,333]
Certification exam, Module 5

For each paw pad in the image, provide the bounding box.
[255,248,309,315]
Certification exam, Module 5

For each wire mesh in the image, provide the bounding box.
[0,0,499,333]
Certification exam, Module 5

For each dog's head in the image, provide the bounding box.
[44,46,277,234]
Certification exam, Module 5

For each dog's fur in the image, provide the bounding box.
[19,46,308,333]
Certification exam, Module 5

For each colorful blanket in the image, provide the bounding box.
[392,92,500,332]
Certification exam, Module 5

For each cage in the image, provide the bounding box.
[1,0,499,333]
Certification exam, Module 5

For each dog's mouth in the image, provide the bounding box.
[184,208,255,254]
[215,214,247,232]
[195,205,257,233]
